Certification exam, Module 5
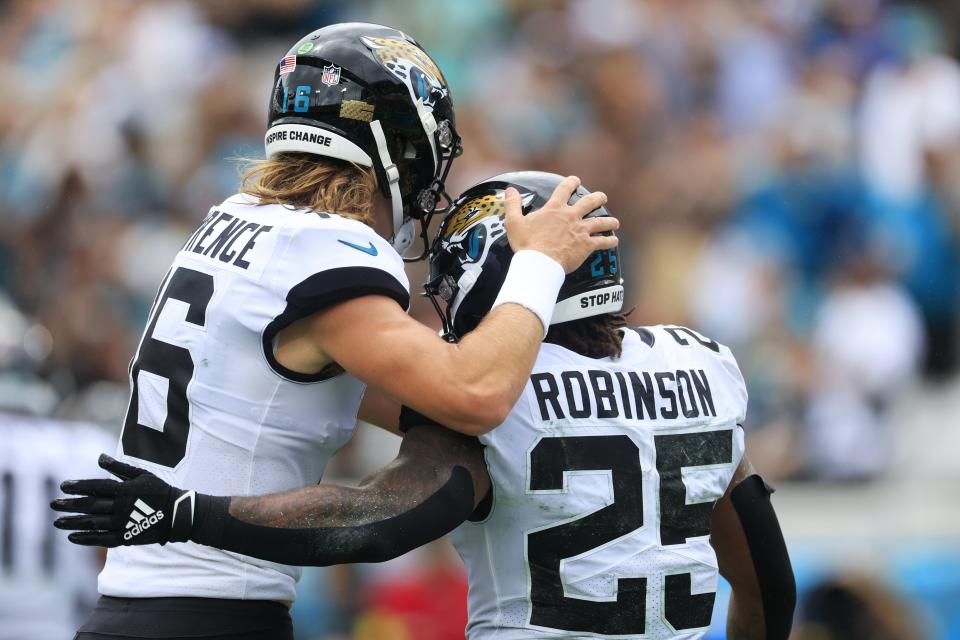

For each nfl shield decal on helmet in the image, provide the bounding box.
[322,64,342,86]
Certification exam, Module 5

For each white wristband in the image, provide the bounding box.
[491,250,565,338]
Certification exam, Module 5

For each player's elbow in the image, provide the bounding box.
[464,396,511,434]
[444,386,511,435]
[728,566,795,612]
[403,390,507,436]
[765,566,797,622]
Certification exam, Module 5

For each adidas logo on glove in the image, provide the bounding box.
[124,499,164,541]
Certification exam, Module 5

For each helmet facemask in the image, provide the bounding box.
[359,33,463,260]
[378,110,462,261]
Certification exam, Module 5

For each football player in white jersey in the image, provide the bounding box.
[0,412,113,640]
[49,20,618,640]
[55,173,795,639]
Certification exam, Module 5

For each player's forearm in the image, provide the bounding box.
[714,472,796,639]
[439,303,544,431]
[725,591,766,640]
[189,423,488,566]
[425,251,565,433]
[189,465,475,566]
[53,426,489,561]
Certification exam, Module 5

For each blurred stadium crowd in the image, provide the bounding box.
[1,0,959,638]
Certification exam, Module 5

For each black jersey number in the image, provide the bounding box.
[665,326,720,352]
[1,471,59,576]
[122,266,214,468]
[528,436,646,635]
[526,431,732,636]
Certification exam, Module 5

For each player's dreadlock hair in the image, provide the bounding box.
[544,309,634,360]
[240,153,377,226]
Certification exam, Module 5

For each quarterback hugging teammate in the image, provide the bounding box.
[48,22,618,640]
[53,17,795,640]
[56,171,797,638]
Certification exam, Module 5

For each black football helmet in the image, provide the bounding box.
[426,171,623,339]
[265,23,462,259]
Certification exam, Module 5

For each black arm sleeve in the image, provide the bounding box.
[730,474,797,639]
[189,466,474,566]
[398,404,440,433]
[185,422,487,566]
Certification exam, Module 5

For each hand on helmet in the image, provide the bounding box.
[503,175,619,273]
[51,454,195,548]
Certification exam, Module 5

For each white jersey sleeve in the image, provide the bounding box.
[260,214,410,381]
[268,214,409,311]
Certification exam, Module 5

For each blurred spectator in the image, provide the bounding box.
[794,575,927,640]
[858,5,960,375]
[0,412,114,640]
[353,541,468,640]
[806,254,923,481]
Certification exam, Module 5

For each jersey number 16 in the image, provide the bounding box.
[122,266,214,468]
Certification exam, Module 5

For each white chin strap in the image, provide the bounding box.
[550,284,625,325]
[413,97,438,167]
[448,266,481,327]
[370,119,414,254]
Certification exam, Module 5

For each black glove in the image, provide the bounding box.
[51,454,196,547]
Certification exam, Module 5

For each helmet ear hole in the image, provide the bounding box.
[416,190,437,215]
[437,120,454,150]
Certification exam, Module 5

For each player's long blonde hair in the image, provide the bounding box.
[240,153,377,226]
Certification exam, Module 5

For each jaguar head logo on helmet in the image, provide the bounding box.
[427,171,624,339]
[264,23,463,259]
[360,35,448,109]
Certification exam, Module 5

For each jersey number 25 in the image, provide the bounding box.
[527,430,733,636]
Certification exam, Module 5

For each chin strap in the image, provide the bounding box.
[413,97,439,169]
[369,119,414,254]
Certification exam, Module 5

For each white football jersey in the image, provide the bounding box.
[0,413,114,640]
[450,326,747,639]
[98,194,409,601]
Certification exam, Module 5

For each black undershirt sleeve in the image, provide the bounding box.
[730,474,797,639]
[188,466,475,566]
[180,420,488,567]
[398,404,440,433]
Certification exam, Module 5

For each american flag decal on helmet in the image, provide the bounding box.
[279,55,296,74]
